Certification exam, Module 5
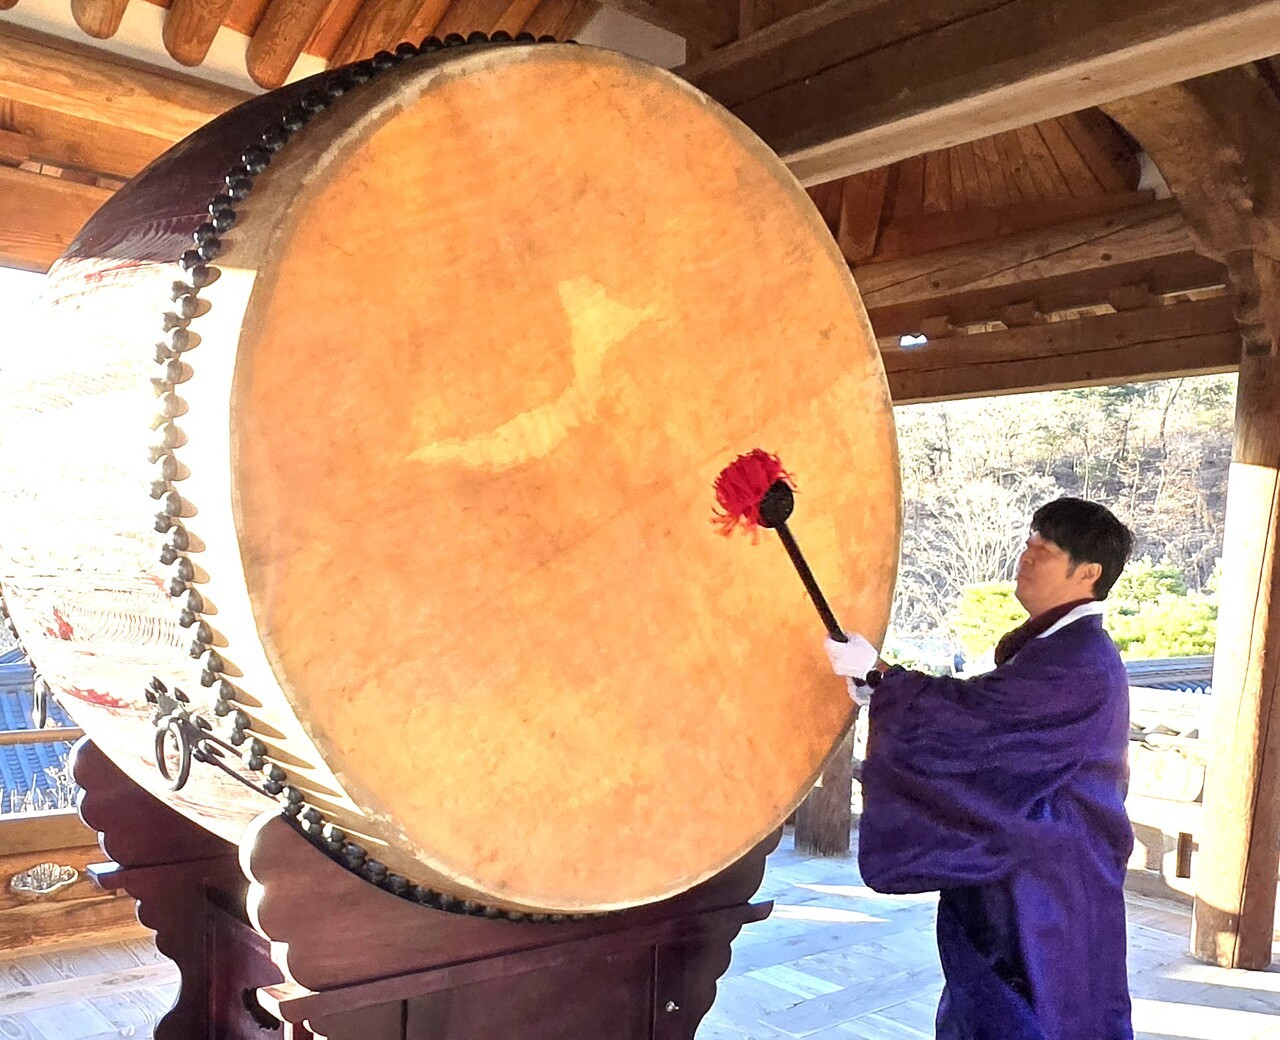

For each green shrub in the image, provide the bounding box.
[950,582,1027,660]
[1106,593,1216,658]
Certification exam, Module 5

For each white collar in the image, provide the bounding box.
[1035,600,1105,640]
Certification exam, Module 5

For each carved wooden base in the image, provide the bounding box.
[72,739,774,1040]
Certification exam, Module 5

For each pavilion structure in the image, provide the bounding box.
[0,0,1278,973]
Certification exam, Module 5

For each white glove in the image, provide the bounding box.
[826,633,880,707]
[824,632,879,678]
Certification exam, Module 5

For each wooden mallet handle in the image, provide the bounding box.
[757,480,847,643]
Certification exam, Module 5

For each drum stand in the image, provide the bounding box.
[71,740,774,1040]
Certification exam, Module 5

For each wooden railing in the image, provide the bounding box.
[0,725,83,746]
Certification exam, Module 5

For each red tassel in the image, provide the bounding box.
[712,449,795,537]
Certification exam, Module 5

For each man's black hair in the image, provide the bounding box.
[1030,497,1133,599]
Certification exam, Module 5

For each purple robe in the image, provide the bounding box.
[859,613,1133,1040]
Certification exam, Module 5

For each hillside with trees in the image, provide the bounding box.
[887,375,1234,667]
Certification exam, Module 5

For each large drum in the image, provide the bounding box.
[0,38,899,914]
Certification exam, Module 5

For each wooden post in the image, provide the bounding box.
[1192,254,1280,968]
[794,727,854,856]
[1105,75,1280,969]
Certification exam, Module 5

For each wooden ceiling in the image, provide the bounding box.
[33,0,604,88]
[809,110,1146,268]
[804,105,1234,401]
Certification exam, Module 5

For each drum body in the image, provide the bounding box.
[0,42,899,913]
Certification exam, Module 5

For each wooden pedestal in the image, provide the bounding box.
[70,739,773,1040]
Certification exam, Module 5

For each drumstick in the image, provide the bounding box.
[712,449,848,643]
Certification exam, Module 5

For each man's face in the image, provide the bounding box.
[1014,531,1100,617]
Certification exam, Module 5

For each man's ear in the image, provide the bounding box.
[1082,561,1103,591]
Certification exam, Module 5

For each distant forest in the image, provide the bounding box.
[887,375,1234,662]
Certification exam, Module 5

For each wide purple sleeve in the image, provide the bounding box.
[857,638,1118,893]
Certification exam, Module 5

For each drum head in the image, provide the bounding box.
[230,46,899,910]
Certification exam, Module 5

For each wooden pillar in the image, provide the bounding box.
[1105,71,1280,970]
[1192,253,1280,969]
[794,727,854,856]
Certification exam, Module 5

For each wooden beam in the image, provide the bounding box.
[1057,110,1140,194]
[881,295,1240,404]
[0,810,93,857]
[1106,70,1280,262]
[858,199,1228,337]
[164,0,238,66]
[870,254,1226,338]
[596,0,738,46]
[1107,72,1280,970]
[0,126,30,164]
[740,0,828,34]
[402,0,455,42]
[681,0,1280,185]
[247,0,331,89]
[70,0,131,38]
[835,167,889,264]
[871,190,1157,263]
[332,0,424,65]
[0,165,112,273]
[1191,300,1280,969]
[492,0,544,35]
[0,727,84,746]
[435,0,515,38]
[305,0,367,59]
[4,102,169,181]
[861,200,1191,300]
[522,0,600,38]
[0,23,248,142]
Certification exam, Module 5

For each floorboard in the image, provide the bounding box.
[0,829,1277,1038]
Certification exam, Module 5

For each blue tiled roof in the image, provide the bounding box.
[0,658,76,815]
[1124,655,1213,696]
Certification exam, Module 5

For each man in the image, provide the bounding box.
[826,497,1135,1040]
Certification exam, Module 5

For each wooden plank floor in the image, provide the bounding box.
[702,831,1280,1039]
[1,829,1278,1038]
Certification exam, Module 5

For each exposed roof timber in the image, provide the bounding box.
[523,0,602,40]
[164,0,237,67]
[1105,70,1280,263]
[860,200,1194,301]
[597,0,738,46]
[867,253,1227,339]
[248,0,332,89]
[882,295,1240,404]
[332,0,426,66]
[0,102,169,179]
[858,199,1230,336]
[871,191,1157,264]
[0,23,248,141]
[1106,69,1280,355]
[70,0,130,39]
[435,0,517,40]
[0,165,112,272]
[681,0,1280,185]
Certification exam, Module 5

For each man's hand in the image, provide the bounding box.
[824,632,879,678]
[824,634,882,705]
